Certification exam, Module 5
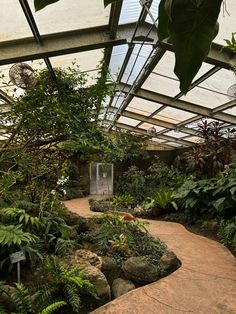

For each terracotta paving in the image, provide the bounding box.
[64,196,236,314]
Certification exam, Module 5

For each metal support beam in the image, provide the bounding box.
[0,23,157,66]
[120,83,236,125]
[109,0,123,39]
[19,0,42,45]
[0,90,13,105]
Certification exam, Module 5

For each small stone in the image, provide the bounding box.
[122,256,159,284]
[112,278,135,298]
[159,250,181,277]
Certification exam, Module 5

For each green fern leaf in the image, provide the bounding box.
[40,301,67,314]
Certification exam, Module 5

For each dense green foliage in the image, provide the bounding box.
[84,214,166,264]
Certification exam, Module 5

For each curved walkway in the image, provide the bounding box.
[64,197,236,314]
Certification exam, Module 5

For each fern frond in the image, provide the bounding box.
[0,224,38,247]
[55,238,75,255]
[40,301,67,314]
[64,283,81,313]
[10,283,33,314]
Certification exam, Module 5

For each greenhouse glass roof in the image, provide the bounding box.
[0,0,236,150]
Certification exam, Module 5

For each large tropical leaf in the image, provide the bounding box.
[157,0,222,94]
[157,0,170,41]
[168,0,222,94]
[34,0,60,11]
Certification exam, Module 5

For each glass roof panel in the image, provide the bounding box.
[28,0,110,35]
[110,93,126,109]
[138,123,164,132]
[145,0,160,24]
[119,0,142,24]
[121,44,153,85]
[153,107,197,124]
[0,1,31,41]
[142,73,180,96]
[109,45,129,81]
[118,116,140,126]
[223,106,236,116]
[164,130,189,138]
[180,86,230,109]
[152,51,213,81]
[214,0,236,45]
[126,97,162,116]
[199,68,236,96]
[184,136,204,143]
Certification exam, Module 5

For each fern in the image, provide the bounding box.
[13,200,39,212]
[55,238,75,255]
[36,257,97,313]
[10,283,33,314]
[40,301,67,314]
[0,207,40,228]
[0,224,38,247]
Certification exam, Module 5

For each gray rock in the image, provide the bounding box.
[122,256,159,284]
[159,250,181,277]
[112,278,135,298]
[101,256,121,285]
[82,265,111,303]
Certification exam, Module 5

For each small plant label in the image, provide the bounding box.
[10,251,26,264]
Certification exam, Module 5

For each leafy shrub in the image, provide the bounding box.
[218,218,236,254]
[89,199,128,213]
[116,166,147,202]
[174,175,236,220]
[152,190,177,211]
[112,194,135,207]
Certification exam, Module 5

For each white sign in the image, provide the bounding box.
[10,251,26,264]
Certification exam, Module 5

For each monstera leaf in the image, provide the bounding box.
[158,0,222,94]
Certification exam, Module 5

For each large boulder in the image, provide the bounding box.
[67,249,102,269]
[159,250,181,277]
[122,256,159,284]
[82,265,111,303]
[112,278,135,299]
[101,256,122,285]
